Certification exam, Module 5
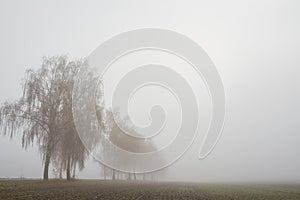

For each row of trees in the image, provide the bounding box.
[0,56,159,180]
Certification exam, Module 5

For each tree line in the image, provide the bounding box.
[0,56,158,180]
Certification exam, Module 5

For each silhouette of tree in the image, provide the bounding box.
[0,56,90,180]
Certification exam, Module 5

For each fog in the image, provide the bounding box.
[0,0,300,182]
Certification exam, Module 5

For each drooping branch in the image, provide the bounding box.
[0,56,93,180]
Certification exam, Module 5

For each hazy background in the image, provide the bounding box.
[0,0,300,182]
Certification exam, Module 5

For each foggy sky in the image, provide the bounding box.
[0,0,300,182]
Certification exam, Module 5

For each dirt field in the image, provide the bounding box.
[0,179,300,199]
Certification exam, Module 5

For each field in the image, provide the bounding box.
[0,180,300,199]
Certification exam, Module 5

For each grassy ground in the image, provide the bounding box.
[0,180,300,199]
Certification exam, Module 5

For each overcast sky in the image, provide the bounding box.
[0,0,300,182]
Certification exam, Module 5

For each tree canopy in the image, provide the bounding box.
[0,56,89,180]
[0,55,160,181]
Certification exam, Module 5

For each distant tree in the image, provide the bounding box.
[96,108,160,180]
[0,56,90,180]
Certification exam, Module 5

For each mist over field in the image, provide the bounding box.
[0,0,300,185]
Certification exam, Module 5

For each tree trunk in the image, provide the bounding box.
[43,150,51,180]
[59,163,63,179]
[103,166,106,180]
[59,168,62,179]
[112,169,116,180]
[66,154,71,180]
[72,164,76,179]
